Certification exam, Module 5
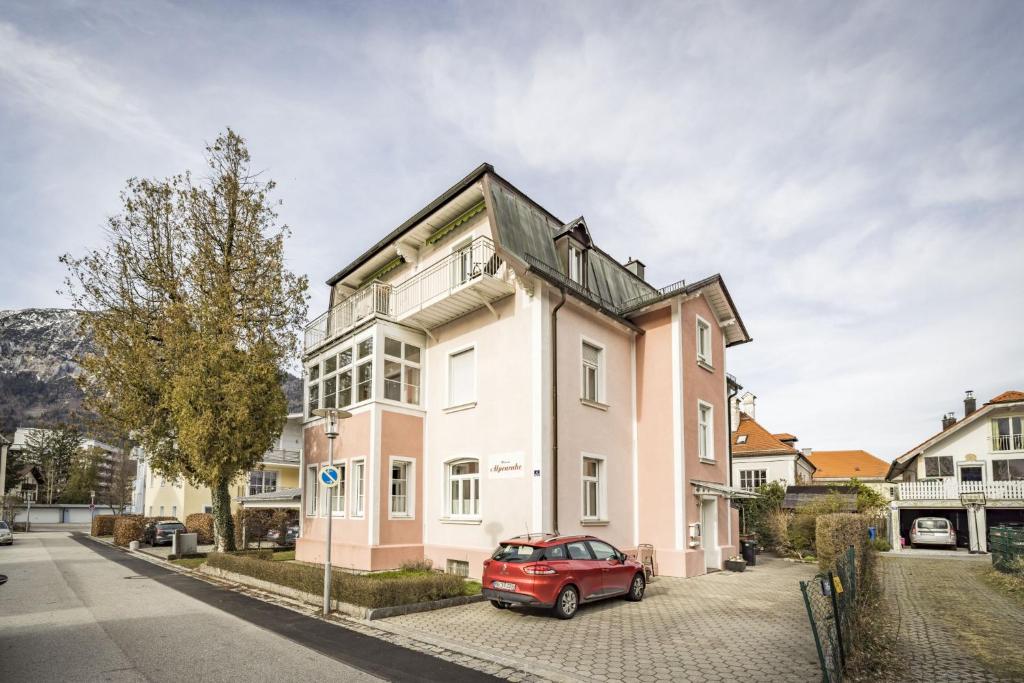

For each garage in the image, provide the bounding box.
[65,507,94,523]
[14,506,61,524]
[986,508,1024,535]
[899,508,968,548]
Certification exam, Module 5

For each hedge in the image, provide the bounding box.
[816,512,874,585]
[92,514,131,537]
[185,513,215,544]
[113,516,179,546]
[205,552,467,608]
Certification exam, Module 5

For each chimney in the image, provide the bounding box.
[964,390,977,417]
[730,396,741,432]
[624,257,645,280]
[941,412,957,430]
[739,392,756,420]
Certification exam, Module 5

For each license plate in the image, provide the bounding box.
[493,581,517,591]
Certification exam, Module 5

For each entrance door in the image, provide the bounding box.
[700,497,720,569]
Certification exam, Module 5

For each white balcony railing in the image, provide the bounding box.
[992,434,1024,452]
[262,449,300,465]
[304,236,507,352]
[897,479,1024,501]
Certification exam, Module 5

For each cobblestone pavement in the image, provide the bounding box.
[882,554,1024,682]
[371,556,821,682]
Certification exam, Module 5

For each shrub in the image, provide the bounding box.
[815,512,872,580]
[185,513,215,544]
[205,553,467,608]
[234,508,273,546]
[113,515,178,546]
[739,481,786,548]
[91,514,124,537]
[869,538,891,552]
[399,558,434,572]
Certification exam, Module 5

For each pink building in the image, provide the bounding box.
[297,164,753,578]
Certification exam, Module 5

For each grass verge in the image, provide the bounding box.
[171,557,207,569]
[980,567,1024,609]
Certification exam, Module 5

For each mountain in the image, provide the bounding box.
[0,308,303,434]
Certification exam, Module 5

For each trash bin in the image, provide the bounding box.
[740,539,757,566]
[868,526,877,541]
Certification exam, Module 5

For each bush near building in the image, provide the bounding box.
[185,513,215,544]
[206,552,468,608]
[91,514,130,537]
[112,516,178,546]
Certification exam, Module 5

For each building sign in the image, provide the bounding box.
[488,452,525,479]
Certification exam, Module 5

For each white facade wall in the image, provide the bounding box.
[732,455,798,488]
[906,409,1024,483]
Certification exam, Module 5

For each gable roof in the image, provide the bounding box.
[808,450,889,480]
[733,412,800,456]
[887,389,1024,480]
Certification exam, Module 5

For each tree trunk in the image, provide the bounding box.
[212,475,236,552]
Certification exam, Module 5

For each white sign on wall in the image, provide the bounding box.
[488,452,525,479]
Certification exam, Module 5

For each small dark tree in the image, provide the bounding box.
[24,426,83,504]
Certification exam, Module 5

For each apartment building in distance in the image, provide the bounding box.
[298,164,753,579]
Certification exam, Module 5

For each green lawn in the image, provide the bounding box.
[170,557,207,569]
[273,550,295,561]
[464,580,482,595]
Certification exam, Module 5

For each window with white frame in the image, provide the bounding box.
[582,457,603,520]
[698,402,714,460]
[448,347,475,407]
[993,458,1024,481]
[581,341,602,403]
[356,338,373,402]
[321,346,353,410]
[384,338,422,405]
[390,460,412,517]
[306,465,319,516]
[568,245,585,285]
[992,417,1024,452]
[696,316,712,365]
[330,462,346,515]
[352,460,365,517]
[248,470,278,496]
[924,455,954,477]
[447,459,480,518]
[307,363,320,418]
[740,469,767,490]
[159,505,165,516]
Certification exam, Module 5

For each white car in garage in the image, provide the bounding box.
[909,517,957,549]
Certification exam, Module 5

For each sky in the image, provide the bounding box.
[1,1,1022,460]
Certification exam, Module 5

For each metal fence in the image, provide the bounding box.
[990,525,1024,573]
[800,546,858,683]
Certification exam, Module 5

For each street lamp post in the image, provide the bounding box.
[312,408,351,616]
[90,490,96,526]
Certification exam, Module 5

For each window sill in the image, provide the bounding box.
[699,458,717,465]
[580,398,610,411]
[440,517,482,525]
[388,514,415,521]
[580,519,610,526]
[697,358,714,372]
[443,401,477,414]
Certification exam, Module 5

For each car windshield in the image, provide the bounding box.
[157,522,184,529]
[917,519,949,530]
[0,521,8,530]
[492,544,543,562]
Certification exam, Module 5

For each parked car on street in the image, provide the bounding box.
[482,534,646,619]
[909,517,957,549]
[143,520,186,546]
[0,521,13,545]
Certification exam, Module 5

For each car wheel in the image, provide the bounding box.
[490,600,509,610]
[625,573,645,602]
[552,586,579,620]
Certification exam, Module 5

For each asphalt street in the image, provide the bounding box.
[0,530,495,682]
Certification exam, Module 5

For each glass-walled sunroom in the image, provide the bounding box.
[304,323,425,420]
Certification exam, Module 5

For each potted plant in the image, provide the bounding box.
[724,555,747,572]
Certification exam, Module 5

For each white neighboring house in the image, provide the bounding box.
[887,390,1024,552]
[730,392,815,490]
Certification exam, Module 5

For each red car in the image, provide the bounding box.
[481,534,646,619]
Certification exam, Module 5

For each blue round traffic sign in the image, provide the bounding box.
[319,466,340,488]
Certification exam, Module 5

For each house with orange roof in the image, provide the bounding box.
[885,390,1024,553]
[729,392,815,490]
[808,450,890,484]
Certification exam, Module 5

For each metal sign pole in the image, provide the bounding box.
[323,427,335,615]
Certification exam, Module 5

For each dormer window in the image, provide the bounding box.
[569,245,585,285]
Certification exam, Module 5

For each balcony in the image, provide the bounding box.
[896,480,1024,501]
[304,236,513,353]
[992,434,1024,452]
[262,449,300,466]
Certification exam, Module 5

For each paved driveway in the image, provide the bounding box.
[371,555,821,682]
[882,554,1024,681]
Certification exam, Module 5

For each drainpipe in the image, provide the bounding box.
[727,377,742,488]
[551,286,567,535]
